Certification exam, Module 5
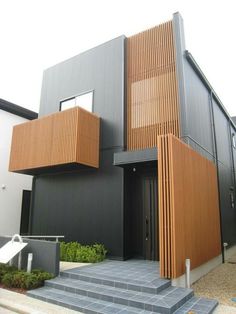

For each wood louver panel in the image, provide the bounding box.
[127,20,180,150]
[158,134,221,278]
[9,107,100,174]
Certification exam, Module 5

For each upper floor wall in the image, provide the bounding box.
[39,36,125,151]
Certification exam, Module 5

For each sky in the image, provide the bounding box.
[0,0,236,116]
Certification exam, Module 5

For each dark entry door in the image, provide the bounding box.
[143,175,158,260]
[20,190,31,235]
[129,167,158,260]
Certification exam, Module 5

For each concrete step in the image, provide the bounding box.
[27,287,158,314]
[60,269,171,294]
[173,296,218,314]
[29,278,194,314]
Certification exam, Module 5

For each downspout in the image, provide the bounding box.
[227,119,236,210]
[209,91,225,263]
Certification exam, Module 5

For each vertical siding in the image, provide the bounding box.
[9,107,100,172]
[127,21,180,150]
[158,134,221,278]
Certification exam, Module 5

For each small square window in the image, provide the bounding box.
[60,91,93,112]
[75,92,93,112]
[60,98,75,111]
[232,133,236,149]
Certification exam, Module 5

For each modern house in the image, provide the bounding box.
[0,98,37,236]
[8,12,236,282]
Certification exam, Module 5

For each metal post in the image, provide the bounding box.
[11,234,23,270]
[185,259,191,288]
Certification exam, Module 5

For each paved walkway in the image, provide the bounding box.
[0,261,235,313]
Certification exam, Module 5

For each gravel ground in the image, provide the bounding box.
[192,257,236,307]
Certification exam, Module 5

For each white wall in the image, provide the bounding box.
[0,109,33,236]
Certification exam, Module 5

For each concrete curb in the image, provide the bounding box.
[0,299,30,314]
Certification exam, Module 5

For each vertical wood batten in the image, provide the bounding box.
[127,21,180,151]
[158,134,221,278]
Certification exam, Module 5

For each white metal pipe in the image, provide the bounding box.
[11,234,23,270]
[185,258,191,288]
[27,253,33,273]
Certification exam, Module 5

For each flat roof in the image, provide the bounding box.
[0,98,38,120]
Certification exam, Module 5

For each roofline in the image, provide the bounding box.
[185,50,236,131]
[0,98,38,120]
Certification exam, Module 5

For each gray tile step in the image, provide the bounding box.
[173,296,218,314]
[43,277,194,313]
[61,269,171,294]
[27,286,159,314]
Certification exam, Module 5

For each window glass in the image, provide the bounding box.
[60,98,75,111]
[232,133,236,149]
[75,92,93,112]
[60,91,93,112]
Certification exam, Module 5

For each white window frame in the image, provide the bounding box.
[60,90,94,112]
[232,133,236,149]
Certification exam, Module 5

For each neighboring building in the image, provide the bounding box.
[0,98,37,236]
[8,13,236,282]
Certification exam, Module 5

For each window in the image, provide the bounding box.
[60,91,93,112]
[232,133,236,149]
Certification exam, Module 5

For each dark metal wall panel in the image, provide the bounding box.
[40,36,125,150]
[213,103,232,166]
[31,148,124,259]
[183,61,214,159]
[173,12,236,247]
[31,36,126,259]
[217,162,236,245]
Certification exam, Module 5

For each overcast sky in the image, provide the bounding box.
[0,0,236,116]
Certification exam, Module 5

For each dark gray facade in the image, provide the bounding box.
[30,36,126,259]
[29,13,236,261]
[173,13,236,247]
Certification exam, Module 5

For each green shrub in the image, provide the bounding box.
[0,264,17,281]
[60,242,107,263]
[0,264,54,290]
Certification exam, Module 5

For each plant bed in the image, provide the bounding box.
[60,242,107,263]
[0,263,54,292]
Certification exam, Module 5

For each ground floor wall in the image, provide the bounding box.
[29,148,125,259]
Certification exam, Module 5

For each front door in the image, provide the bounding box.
[143,175,158,260]
[128,167,158,260]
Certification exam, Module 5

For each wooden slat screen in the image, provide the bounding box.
[9,107,100,173]
[158,134,221,278]
[127,21,180,150]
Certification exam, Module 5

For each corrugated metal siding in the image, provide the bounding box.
[213,103,236,245]
[40,36,125,150]
[127,21,180,150]
[173,12,236,247]
[182,61,214,161]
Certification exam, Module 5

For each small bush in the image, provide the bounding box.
[0,264,17,281]
[0,263,54,290]
[60,242,107,263]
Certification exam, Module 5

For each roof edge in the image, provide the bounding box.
[0,98,38,120]
[185,50,236,130]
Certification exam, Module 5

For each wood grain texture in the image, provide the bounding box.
[9,107,100,173]
[158,134,221,278]
[127,20,180,150]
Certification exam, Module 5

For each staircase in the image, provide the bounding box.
[27,260,218,314]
